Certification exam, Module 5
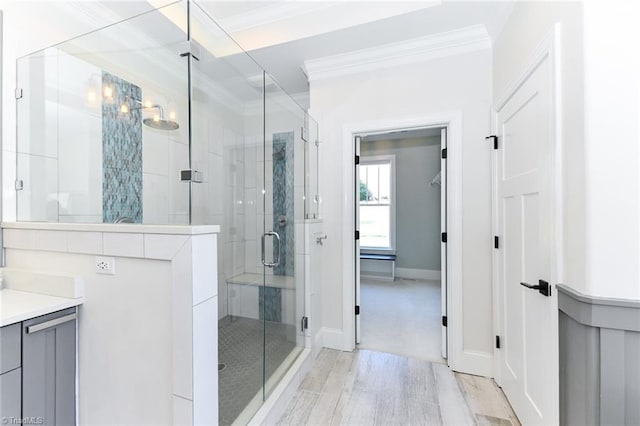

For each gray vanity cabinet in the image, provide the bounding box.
[1,323,22,422]
[22,307,77,426]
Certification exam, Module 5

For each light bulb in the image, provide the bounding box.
[169,111,176,121]
[103,85,113,101]
[120,103,130,114]
[144,100,152,108]
[84,77,100,108]
[153,114,160,122]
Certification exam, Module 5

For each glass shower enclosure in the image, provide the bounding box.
[14,1,319,424]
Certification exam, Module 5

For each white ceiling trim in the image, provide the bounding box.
[304,24,491,82]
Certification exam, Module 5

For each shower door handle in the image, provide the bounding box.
[261,231,281,268]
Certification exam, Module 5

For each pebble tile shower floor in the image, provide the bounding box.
[218,316,296,425]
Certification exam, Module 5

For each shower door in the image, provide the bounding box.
[188,3,306,422]
[261,73,306,400]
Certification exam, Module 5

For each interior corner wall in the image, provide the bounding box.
[582,0,640,300]
[309,49,494,370]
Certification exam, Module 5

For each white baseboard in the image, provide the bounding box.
[313,330,324,359]
[396,268,441,280]
[360,273,394,282]
[320,327,345,351]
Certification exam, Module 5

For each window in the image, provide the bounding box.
[359,155,395,250]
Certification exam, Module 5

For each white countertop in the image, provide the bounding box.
[0,289,84,327]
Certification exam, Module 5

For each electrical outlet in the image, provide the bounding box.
[95,256,116,275]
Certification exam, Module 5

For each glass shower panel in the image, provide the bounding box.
[263,73,306,400]
[188,3,267,424]
[15,2,190,224]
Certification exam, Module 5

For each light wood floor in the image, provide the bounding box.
[278,349,520,426]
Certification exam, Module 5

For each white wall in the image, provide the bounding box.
[494,1,640,300]
[309,49,494,373]
[582,0,640,299]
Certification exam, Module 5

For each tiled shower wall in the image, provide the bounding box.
[15,50,191,225]
[272,131,295,278]
[16,51,103,223]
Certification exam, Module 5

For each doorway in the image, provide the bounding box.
[354,127,447,362]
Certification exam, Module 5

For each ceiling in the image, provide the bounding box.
[6,0,515,108]
[194,1,515,96]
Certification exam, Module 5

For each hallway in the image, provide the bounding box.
[278,349,520,425]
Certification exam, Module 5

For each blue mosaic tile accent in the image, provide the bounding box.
[272,132,295,278]
[259,286,282,323]
[102,71,143,223]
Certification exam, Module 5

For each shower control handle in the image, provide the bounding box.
[261,231,281,268]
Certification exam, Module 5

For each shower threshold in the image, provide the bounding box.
[231,346,304,426]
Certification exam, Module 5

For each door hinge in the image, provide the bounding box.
[355,155,360,165]
[496,335,501,349]
[441,148,447,159]
[180,169,203,183]
[355,305,360,315]
[178,40,201,61]
[355,230,360,240]
[300,316,308,332]
[442,316,447,327]
[15,180,24,191]
[15,88,23,99]
[494,236,499,249]
[486,135,498,150]
[441,232,447,243]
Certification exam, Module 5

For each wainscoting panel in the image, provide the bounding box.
[558,284,640,426]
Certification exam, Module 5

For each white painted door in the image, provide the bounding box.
[440,128,448,359]
[355,136,362,344]
[495,48,559,424]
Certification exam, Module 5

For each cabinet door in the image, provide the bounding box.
[23,308,77,426]
[0,368,22,422]
[0,323,21,374]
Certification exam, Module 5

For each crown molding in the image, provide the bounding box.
[304,25,492,82]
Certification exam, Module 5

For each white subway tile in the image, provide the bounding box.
[173,396,193,426]
[3,229,37,250]
[103,233,144,257]
[144,234,189,260]
[67,232,103,254]
[36,230,68,252]
[192,234,218,305]
[192,296,218,425]
[172,241,193,400]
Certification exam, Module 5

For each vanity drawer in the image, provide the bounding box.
[0,323,21,374]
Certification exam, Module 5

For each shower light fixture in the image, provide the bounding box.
[120,95,180,131]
